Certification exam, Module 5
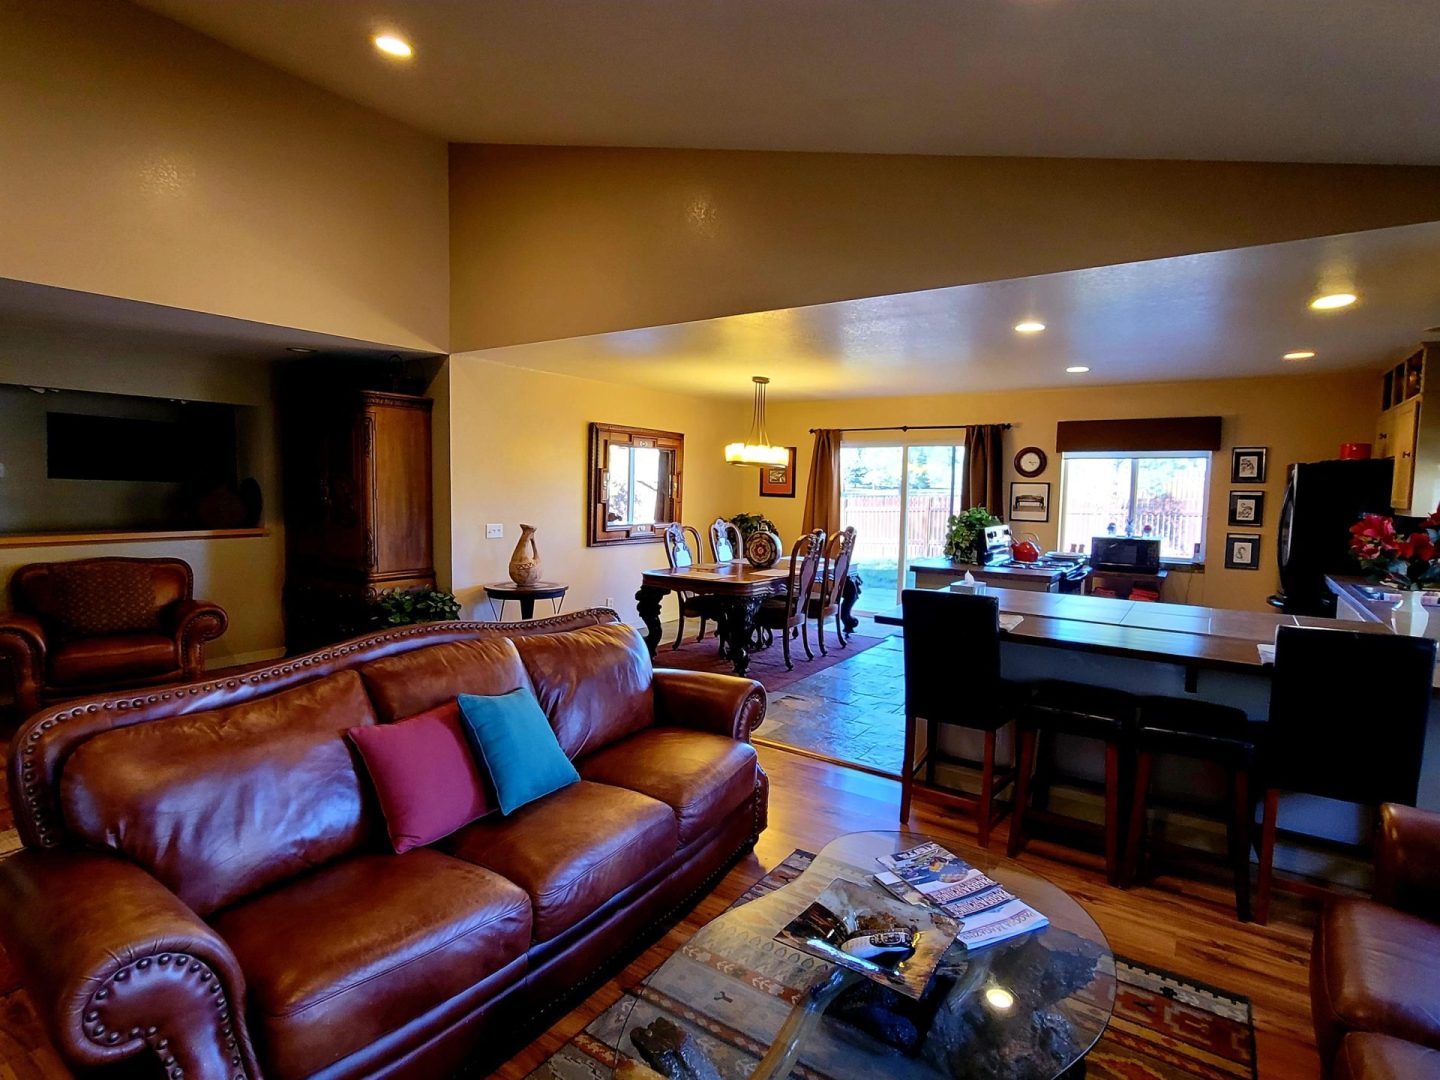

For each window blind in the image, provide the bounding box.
[1055,416,1222,453]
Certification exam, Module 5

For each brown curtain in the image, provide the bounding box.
[960,425,1005,517]
[801,429,842,537]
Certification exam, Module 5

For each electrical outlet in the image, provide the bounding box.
[604,597,614,608]
[486,523,504,539]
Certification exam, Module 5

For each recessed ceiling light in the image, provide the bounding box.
[1310,292,1356,311]
[1283,350,1316,361]
[373,34,413,58]
[1014,320,1046,334]
[286,346,316,354]
[1066,365,1089,374]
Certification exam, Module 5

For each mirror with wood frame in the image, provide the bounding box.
[588,423,684,546]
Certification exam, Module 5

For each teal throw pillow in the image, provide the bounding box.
[457,688,579,815]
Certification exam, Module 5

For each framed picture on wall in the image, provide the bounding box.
[1009,482,1051,523]
[759,446,797,498]
[1224,533,1262,570]
[1228,491,1266,527]
[1231,446,1268,484]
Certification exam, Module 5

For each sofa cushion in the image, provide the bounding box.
[1337,1033,1440,1080]
[358,636,533,722]
[1315,897,1440,1054]
[348,700,494,852]
[458,688,579,815]
[61,670,375,915]
[579,728,758,845]
[442,780,677,941]
[513,624,654,758]
[48,632,179,686]
[214,849,531,1080]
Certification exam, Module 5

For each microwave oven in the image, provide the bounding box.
[1090,536,1162,572]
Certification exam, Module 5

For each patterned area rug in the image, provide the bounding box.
[528,851,1256,1080]
[657,631,883,695]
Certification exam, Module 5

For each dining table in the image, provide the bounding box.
[637,558,863,676]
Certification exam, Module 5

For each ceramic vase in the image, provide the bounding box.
[1392,590,1429,638]
[745,530,782,569]
[508,523,542,585]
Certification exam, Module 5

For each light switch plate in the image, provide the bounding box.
[486,523,504,539]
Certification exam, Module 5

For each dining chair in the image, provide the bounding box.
[900,589,1030,846]
[709,517,744,562]
[755,530,825,670]
[808,526,856,655]
[662,523,723,650]
[1254,625,1437,924]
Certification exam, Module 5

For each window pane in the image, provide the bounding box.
[629,447,661,524]
[903,445,963,588]
[1060,457,1134,553]
[839,445,903,603]
[1134,456,1208,559]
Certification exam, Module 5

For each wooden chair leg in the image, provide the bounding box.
[1008,728,1037,857]
[1255,788,1279,925]
[977,731,997,849]
[1103,743,1122,886]
[1231,770,1253,922]
[836,611,848,647]
[672,613,687,650]
[801,622,814,660]
[901,710,917,823]
[1124,749,1153,888]
[817,614,828,656]
[697,616,708,643]
[781,624,793,670]
[924,716,938,784]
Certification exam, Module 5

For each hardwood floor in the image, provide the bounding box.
[0,745,1322,1079]
[494,744,1322,1080]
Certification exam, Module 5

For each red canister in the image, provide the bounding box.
[1340,442,1372,460]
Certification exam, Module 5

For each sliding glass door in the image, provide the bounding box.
[840,441,964,610]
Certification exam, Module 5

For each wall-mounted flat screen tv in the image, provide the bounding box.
[46,410,237,484]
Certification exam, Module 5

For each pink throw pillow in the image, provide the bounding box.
[348,701,493,853]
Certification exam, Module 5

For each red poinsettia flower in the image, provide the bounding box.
[1350,513,1396,541]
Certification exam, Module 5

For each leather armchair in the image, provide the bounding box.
[0,557,227,719]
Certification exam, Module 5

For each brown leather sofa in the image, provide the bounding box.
[0,609,769,1080]
[1312,803,1440,1078]
[0,556,228,718]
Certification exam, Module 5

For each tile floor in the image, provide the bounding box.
[755,616,908,776]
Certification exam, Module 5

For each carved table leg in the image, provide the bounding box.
[721,596,765,677]
[840,572,863,634]
[636,586,666,657]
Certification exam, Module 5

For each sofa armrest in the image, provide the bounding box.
[653,668,766,741]
[0,612,47,718]
[168,599,229,677]
[1374,803,1440,917]
[0,850,260,1080]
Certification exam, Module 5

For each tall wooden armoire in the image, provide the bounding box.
[282,390,434,651]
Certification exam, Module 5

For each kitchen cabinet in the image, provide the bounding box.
[1376,344,1440,516]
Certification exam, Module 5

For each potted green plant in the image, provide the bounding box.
[944,507,1002,563]
[731,512,779,538]
[372,587,462,627]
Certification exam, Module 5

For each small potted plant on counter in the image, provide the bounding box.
[944,507,1001,563]
[1349,509,1440,636]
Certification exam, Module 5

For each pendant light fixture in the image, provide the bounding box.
[725,376,789,467]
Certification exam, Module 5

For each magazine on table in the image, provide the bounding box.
[874,842,1048,950]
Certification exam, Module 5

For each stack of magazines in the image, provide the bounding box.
[874,841,1048,950]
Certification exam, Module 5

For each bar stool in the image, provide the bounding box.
[1125,696,1263,920]
[900,589,1032,847]
[1255,625,1437,924]
[1008,682,1136,884]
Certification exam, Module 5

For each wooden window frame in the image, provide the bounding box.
[587,423,684,547]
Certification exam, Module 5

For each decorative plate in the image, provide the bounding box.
[745,530,782,569]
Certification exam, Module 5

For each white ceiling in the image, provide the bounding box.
[135,0,1440,164]
[458,223,1440,400]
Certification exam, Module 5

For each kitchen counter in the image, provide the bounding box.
[909,555,1077,594]
[1327,574,1413,625]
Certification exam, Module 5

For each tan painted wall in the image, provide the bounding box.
[450,144,1440,351]
[760,371,1379,612]
[444,358,749,628]
[0,351,285,668]
[0,0,449,352]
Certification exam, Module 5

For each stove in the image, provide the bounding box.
[974,525,1090,591]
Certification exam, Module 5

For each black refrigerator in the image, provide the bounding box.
[1272,458,1395,616]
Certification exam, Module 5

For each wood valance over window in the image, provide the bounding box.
[1055,416,1222,453]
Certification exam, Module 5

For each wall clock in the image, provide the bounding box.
[1014,446,1048,478]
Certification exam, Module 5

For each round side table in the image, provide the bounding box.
[483,581,568,620]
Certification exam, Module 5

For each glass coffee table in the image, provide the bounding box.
[608,831,1115,1080]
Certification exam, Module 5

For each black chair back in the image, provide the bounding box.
[1268,625,1437,806]
[901,589,1004,722]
